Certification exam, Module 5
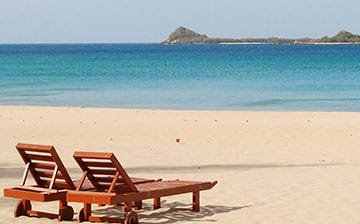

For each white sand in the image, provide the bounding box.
[0,106,359,223]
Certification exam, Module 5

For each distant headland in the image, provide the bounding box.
[162,26,360,44]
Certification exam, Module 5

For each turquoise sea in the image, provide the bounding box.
[0,44,360,111]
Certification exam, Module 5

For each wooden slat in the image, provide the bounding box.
[83,161,114,168]
[74,151,113,159]
[89,169,117,175]
[32,162,56,170]
[26,154,54,162]
[16,143,53,153]
[15,186,62,193]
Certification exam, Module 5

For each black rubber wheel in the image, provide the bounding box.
[134,201,142,210]
[77,208,85,222]
[125,211,139,224]
[58,205,74,221]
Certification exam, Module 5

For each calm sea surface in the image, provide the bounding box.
[0,44,360,111]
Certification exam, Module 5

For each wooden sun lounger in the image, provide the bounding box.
[67,151,217,223]
[3,143,156,222]
[3,143,76,221]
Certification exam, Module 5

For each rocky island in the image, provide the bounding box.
[162,26,360,44]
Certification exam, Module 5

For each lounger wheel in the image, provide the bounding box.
[134,200,142,210]
[14,200,31,217]
[77,208,85,222]
[125,211,138,224]
[58,205,74,221]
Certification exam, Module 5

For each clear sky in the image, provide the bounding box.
[0,0,359,43]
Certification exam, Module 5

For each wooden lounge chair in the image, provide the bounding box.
[67,151,217,223]
[3,143,155,221]
[3,143,76,221]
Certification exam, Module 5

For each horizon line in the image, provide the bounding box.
[0,42,162,45]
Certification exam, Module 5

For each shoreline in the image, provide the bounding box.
[1,42,359,45]
[1,104,360,113]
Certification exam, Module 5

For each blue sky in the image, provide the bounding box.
[0,0,359,43]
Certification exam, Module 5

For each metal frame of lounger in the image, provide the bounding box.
[67,151,217,223]
[3,143,75,221]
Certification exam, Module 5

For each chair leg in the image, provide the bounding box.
[192,191,200,212]
[14,199,31,217]
[153,197,161,209]
[123,201,132,219]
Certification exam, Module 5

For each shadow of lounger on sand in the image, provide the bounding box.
[92,202,250,224]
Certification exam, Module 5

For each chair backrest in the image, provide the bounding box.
[73,151,138,193]
[16,143,75,190]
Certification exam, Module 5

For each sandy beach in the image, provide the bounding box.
[0,106,359,223]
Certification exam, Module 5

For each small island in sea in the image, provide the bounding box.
[162,26,360,44]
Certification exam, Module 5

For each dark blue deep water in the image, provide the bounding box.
[1,44,360,111]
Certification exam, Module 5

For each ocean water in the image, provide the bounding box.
[0,44,360,111]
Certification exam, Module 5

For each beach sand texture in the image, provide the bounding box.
[0,106,359,223]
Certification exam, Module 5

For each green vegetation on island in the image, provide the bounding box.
[162,27,360,44]
[319,31,360,43]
